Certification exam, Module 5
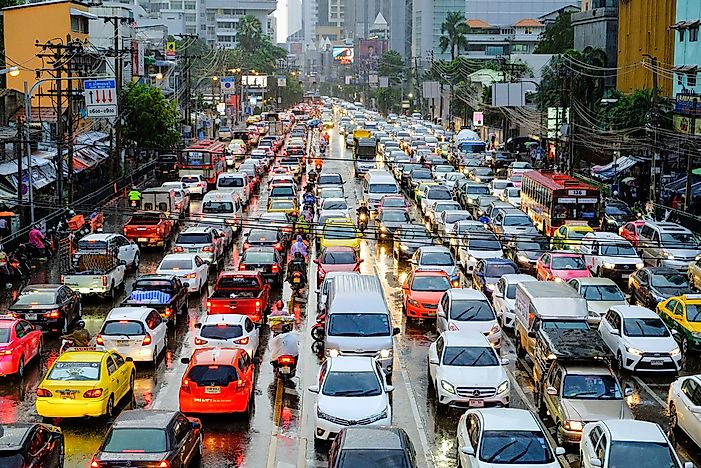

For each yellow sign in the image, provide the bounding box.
[674,114,701,134]
[166,41,176,58]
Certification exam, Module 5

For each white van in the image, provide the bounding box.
[199,190,243,232]
[514,281,588,361]
[363,170,399,210]
[216,172,250,204]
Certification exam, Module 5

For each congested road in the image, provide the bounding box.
[1,106,701,468]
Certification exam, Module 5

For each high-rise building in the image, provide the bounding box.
[412,0,464,61]
[672,0,700,97]
[464,0,580,25]
[572,0,618,72]
[389,0,409,57]
[302,0,318,46]
[344,0,390,39]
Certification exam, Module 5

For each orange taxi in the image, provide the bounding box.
[179,347,255,415]
[401,269,452,319]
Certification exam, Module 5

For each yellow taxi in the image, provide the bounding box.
[322,117,335,129]
[267,198,299,215]
[319,218,361,253]
[36,348,135,419]
[246,115,262,124]
[551,222,594,250]
[436,143,450,158]
[415,181,439,205]
[657,294,701,354]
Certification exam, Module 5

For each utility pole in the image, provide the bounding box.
[647,55,661,204]
[176,34,199,135]
[685,98,698,211]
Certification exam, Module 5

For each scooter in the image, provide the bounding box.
[268,315,298,381]
[290,270,306,296]
[311,313,325,342]
[357,213,368,233]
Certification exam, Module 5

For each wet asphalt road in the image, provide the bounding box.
[1,121,701,468]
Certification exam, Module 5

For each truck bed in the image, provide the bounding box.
[208,290,262,299]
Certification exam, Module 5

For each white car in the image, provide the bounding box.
[411,246,460,285]
[96,307,167,364]
[428,331,510,411]
[500,186,521,207]
[579,232,644,279]
[457,408,565,467]
[194,314,259,358]
[156,253,209,293]
[180,174,208,195]
[319,198,351,219]
[668,374,701,450]
[457,231,503,273]
[444,172,466,191]
[448,220,488,254]
[580,420,692,468]
[76,233,140,270]
[492,274,537,329]
[567,277,628,325]
[598,305,681,372]
[172,226,226,265]
[489,179,514,198]
[427,200,462,231]
[193,218,235,248]
[436,289,502,349]
[308,356,393,441]
[421,186,454,215]
[436,210,472,240]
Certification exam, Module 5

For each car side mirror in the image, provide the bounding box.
[429,357,439,365]
[119,260,127,266]
[125,357,134,362]
[393,327,400,336]
[624,385,633,397]
[181,357,190,364]
[555,447,566,456]
[308,385,319,393]
[546,386,557,396]
[500,358,510,366]
[610,329,620,336]
[590,458,602,467]
[386,385,395,393]
[191,420,202,430]
[494,290,503,299]
[182,282,191,289]
[459,446,475,456]
[194,323,202,329]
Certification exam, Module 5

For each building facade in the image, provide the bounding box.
[571,0,618,68]
[412,0,465,61]
[464,0,580,25]
[462,18,544,60]
[672,0,701,96]
[617,0,675,96]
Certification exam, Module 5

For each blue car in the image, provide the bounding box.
[472,258,519,299]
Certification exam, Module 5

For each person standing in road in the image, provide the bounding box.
[128,186,142,209]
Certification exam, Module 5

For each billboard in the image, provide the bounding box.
[358,39,387,60]
[242,75,267,87]
[332,46,354,65]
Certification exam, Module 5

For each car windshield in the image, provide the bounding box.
[218,177,244,187]
[369,183,399,194]
[102,428,168,453]
[485,264,518,277]
[319,175,342,185]
[442,346,499,366]
[217,276,259,288]
[623,317,670,337]
[468,238,502,251]
[77,239,109,252]
[321,250,356,264]
[411,170,431,179]
[14,291,56,305]
[322,371,382,397]
[200,324,243,339]
[480,430,554,464]
[181,176,201,183]
[159,259,192,270]
[503,215,532,227]
[271,187,295,197]
[320,189,344,199]
[328,313,390,337]
[103,320,146,336]
[202,201,234,213]
[186,364,238,386]
[608,441,681,468]
[324,224,356,239]
[467,186,490,195]
[248,230,276,242]
[242,251,275,264]
[382,198,406,207]
[551,256,586,270]
[506,188,520,197]
[381,211,410,222]
[338,449,409,466]
[450,300,495,321]
[322,200,348,210]
[133,280,174,292]
[600,244,638,256]
[580,285,625,301]
[511,174,522,183]
[422,252,454,266]
[428,189,452,200]
[435,203,460,213]
[445,213,471,223]
[516,240,549,251]
[48,361,101,381]
[567,230,587,240]
[270,201,294,210]
[661,232,698,248]
[686,305,701,322]
[411,276,451,292]
[606,204,632,216]
[562,374,622,399]
[493,180,511,189]
[651,273,688,288]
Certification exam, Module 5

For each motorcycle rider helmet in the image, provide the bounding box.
[68,210,76,217]
[294,251,304,260]
[76,320,86,329]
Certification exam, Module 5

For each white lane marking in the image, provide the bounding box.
[632,375,668,407]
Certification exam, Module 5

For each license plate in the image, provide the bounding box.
[138,237,148,243]
[280,366,291,374]
[205,386,221,394]
[189,248,198,253]
[469,399,484,408]
[293,277,300,284]
[651,359,664,366]
[621,274,629,279]
[116,340,130,346]
[59,392,75,400]
[25,313,37,321]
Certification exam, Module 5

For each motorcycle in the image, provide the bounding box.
[268,315,298,381]
[357,213,368,233]
[290,270,306,295]
[311,313,325,342]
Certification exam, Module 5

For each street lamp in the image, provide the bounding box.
[0,66,20,77]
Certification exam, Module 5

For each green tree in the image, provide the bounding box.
[121,83,180,150]
[237,15,263,54]
[534,12,574,54]
[374,87,402,114]
[538,47,607,110]
[378,50,404,85]
[267,74,304,108]
[234,15,286,74]
[439,12,468,60]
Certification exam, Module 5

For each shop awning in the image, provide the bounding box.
[590,155,645,181]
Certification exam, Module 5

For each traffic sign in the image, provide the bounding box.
[220,77,235,95]
[83,78,117,118]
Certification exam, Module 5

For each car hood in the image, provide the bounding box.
[411,290,446,303]
[470,249,505,260]
[587,300,627,316]
[561,398,630,422]
[652,286,687,299]
[319,264,357,274]
[439,365,506,387]
[502,226,538,236]
[317,394,388,420]
[420,264,458,277]
[626,336,679,353]
[451,319,496,334]
[552,269,591,281]
[664,248,699,262]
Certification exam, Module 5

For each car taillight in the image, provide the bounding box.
[202,246,214,252]
[271,265,279,273]
[164,307,173,317]
[158,461,170,468]
[239,264,246,270]
[181,378,191,393]
[83,388,103,398]
[274,243,282,251]
[95,335,104,345]
[278,356,294,365]
[195,337,208,345]
[206,301,211,310]
[234,337,249,345]
[185,273,197,279]
[102,276,108,287]
[255,300,261,311]
[36,388,52,397]
[43,310,61,319]
[0,350,12,356]
[90,460,100,468]
[142,334,152,346]
[174,246,184,253]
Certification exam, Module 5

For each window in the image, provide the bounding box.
[106,357,118,375]
[170,0,182,8]
[184,1,196,9]
[113,353,125,368]
[682,379,701,405]
[688,72,697,87]
[71,15,89,34]
[691,27,699,42]
[680,29,686,41]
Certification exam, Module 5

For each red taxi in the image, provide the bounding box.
[619,220,646,247]
[401,270,452,319]
[0,316,43,377]
[314,246,363,283]
[179,347,256,415]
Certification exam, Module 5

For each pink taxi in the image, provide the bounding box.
[536,251,592,282]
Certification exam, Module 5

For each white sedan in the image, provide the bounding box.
[96,307,167,364]
[436,288,502,349]
[156,253,209,294]
[668,374,701,450]
[319,198,351,219]
[194,314,259,358]
[180,174,208,195]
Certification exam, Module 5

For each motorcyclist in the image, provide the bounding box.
[128,186,142,208]
[323,132,330,144]
[270,299,290,317]
[60,320,91,348]
[290,235,308,259]
[303,190,316,207]
[28,224,46,256]
[356,201,370,223]
[314,156,323,172]
[307,169,318,183]
[287,251,308,284]
[269,322,299,364]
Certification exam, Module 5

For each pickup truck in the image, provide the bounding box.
[206,271,271,324]
[62,253,126,298]
[123,211,175,248]
[121,274,189,325]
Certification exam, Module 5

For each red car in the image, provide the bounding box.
[619,220,646,247]
[536,252,592,282]
[314,246,363,283]
[0,316,43,377]
[179,347,256,415]
[401,269,451,319]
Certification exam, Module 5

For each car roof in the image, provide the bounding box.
[0,424,35,450]
[161,253,197,261]
[550,251,584,257]
[561,364,612,375]
[574,277,619,287]
[645,267,684,276]
[418,246,452,255]
[328,356,377,372]
[339,427,406,450]
[321,246,356,253]
[475,408,540,431]
[59,348,109,363]
[610,305,658,318]
[80,233,119,242]
[645,221,691,233]
[202,314,248,325]
[583,232,626,241]
[191,347,241,365]
[446,288,489,301]
[600,420,665,442]
[18,284,61,293]
[106,307,154,320]
[502,274,538,284]
[441,330,491,347]
[111,409,176,429]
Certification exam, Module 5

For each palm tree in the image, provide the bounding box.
[237,15,263,53]
[439,11,468,61]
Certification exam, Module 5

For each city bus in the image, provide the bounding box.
[520,170,601,236]
[178,140,227,189]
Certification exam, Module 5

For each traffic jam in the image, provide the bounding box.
[1,99,701,468]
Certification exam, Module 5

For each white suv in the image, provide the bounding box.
[638,221,700,272]
[579,232,643,279]
[97,307,167,363]
[492,274,538,329]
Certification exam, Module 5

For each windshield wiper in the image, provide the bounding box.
[503,439,536,464]
[484,440,519,463]
[454,307,478,321]
[567,390,598,398]
[446,348,468,366]
[468,349,489,366]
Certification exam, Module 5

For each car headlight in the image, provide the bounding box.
[517,254,530,263]
[440,380,456,394]
[603,262,616,269]
[497,380,509,394]
[379,348,392,359]
[635,262,644,269]
[452,279,461,287]
[486,283,496,291]
[408,298,420,307]
[564,420,583,431]
[665,252,675,260]
[554,277,563,282]
[327,349,340,357]
[626,346,643,356]
[368,407,389,423]
[670,347,681,357]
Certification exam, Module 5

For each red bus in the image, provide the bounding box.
[520,170,601,236]
[178,140,227,189]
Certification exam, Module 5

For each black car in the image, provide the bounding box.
[489,151,514,169]
[328,427,417,468]
[392,225,434,261]
[601,199,636,232]
[92,410,202,468]
[0,423,64,467]
[472,258,519,299]
[505,236,551,275]
[244,228,286,253]
[9,284,81,334]
[156,154,178,180]
[239,247,284,285]
[377,209,412,242]
[629,267,691,309]
[122,275,189,325]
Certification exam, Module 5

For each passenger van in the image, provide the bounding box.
[363,170,399,211]
[199,190,243,232]
[324,274,399,377]
[514,281,588,360]
[216,172,251,204]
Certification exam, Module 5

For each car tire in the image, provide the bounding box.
[132,253,140,270]
[108,283,115,300]
[670,402,678,431]
[129,372,135,393]
[105,395,114,418]
[17,356,24,378]
[152,346,158,364]
[36,340,43,364]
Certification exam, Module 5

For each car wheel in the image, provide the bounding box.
[108,282,115,300]
[670,402,678,430]
[682,336,689,355]
[617,351,625,372]
[58,441,65,468]
[17,356,24,378]
[132,253,140,270]
[36,340,43,363]
[152,346,158,364]
[555,423,566,448]
[105,395,114,418]
[536,387,547,416]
